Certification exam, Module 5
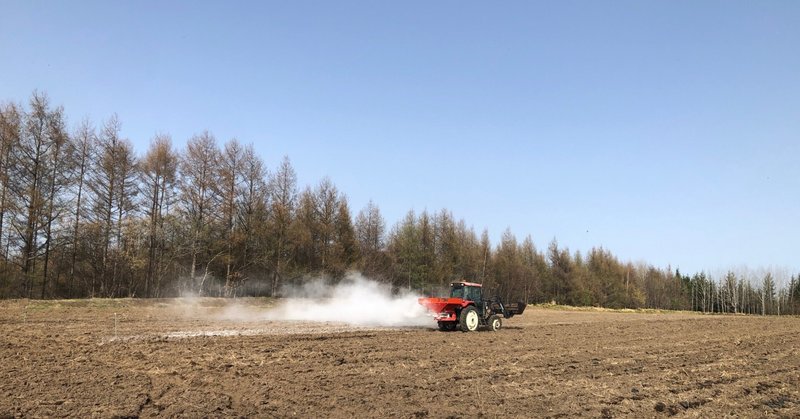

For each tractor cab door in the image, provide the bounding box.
[450,283,483,315]
[464,286,486,317]
[464,286,482,304]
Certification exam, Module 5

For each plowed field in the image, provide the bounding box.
[1,299,799,418]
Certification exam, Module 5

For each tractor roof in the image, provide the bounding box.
[451,281,482,287]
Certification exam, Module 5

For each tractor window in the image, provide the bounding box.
[464,286,481,302]
[450,285,464,299]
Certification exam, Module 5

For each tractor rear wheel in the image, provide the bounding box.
[488,315,502,331]
[459,306,479,332]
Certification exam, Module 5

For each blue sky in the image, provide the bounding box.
[1,1,798,276]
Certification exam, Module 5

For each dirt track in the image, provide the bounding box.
[1,299,799,418]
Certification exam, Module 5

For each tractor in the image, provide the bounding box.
[418,281,526,332]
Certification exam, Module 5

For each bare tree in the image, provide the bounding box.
[0,103,22,262]
[493,228,521,302]
[290,179,359,279]
[67,119,93,296]
[291,187,318,273]
[386,210,425,291]
[722,271,738,313]
[39,102,70,298]
[519,235,541,304]
[12,92,55,296]
[266,156,297,295]
[178,131,220,294]
[761,273,776,316]
[332,196,358,277]
[314,178,339,274]
[218,138,243,295]
[86,114,138,296]
[235,144,269,294]
[141,134,177,297]
[479,229,491,284]
[355,200,386,278]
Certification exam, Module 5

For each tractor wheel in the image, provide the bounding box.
[488,315,502,331]
[459,306,479,332]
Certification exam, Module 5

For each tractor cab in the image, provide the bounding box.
[449,282,482,302]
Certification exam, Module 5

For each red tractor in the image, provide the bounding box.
[418,281,526,332]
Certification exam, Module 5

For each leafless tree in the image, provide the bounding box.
[0,103,22,262]
[235,144,269,290]
[218,138,244,295]
[86,114,138,296]
[178,131,220,294]
[67,119,94,296]
[355,200,386,278]
[11,92,57,296]
[141,134,177,297]
[266,156,297,295]
[38,102,70,298]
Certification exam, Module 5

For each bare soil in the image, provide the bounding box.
[1,298,799,418]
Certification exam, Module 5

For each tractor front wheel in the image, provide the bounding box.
[459,306,479,332]
[488,315,502,331]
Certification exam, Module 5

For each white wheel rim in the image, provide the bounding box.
[466,310,479,330]
[492,319,500,330]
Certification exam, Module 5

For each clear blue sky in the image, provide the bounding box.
[1,1,798,276]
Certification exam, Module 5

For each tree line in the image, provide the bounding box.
[1,92,798,315]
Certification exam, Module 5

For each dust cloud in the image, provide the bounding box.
[220,273,434,328]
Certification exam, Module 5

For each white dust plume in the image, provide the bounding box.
[222,273,434,328]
